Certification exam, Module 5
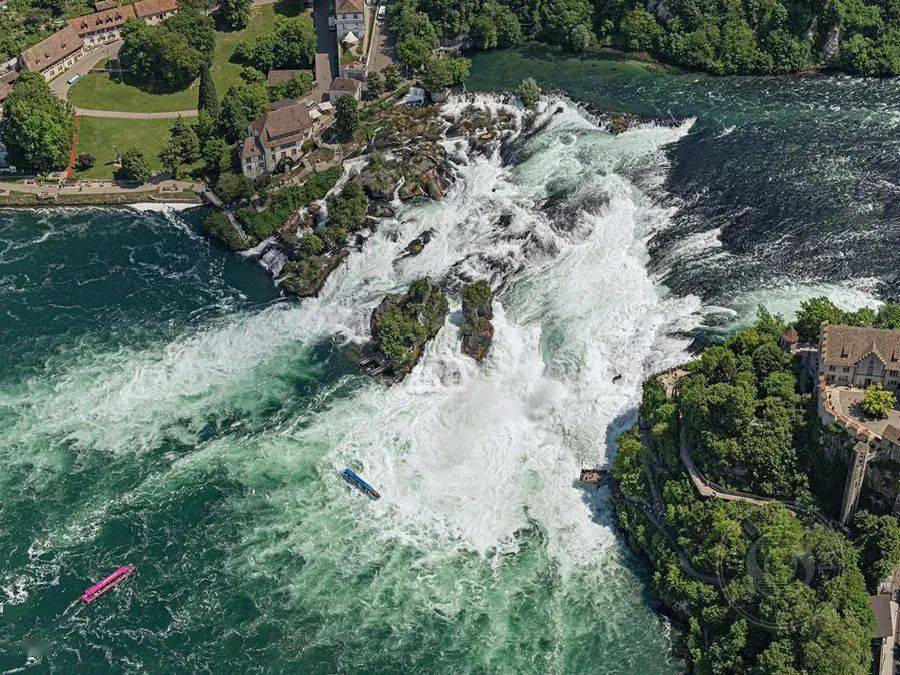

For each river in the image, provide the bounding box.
[0,51,896,672]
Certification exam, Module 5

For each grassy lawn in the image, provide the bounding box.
[68,2,311,113]
[74,116,177,178]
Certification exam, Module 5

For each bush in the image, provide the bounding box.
[326,180,368,230]
[516,77,541,109]
[619,8,662,51]
[116,147,151,182]
[861,383,895,419]
[299,233,325,256]
[75,153,95,171]
[202,209,249,250]
[236,165,342,240]
[215,172,254,204]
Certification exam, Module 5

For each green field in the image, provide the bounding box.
[68,2,310,113]
[74,116,179,178]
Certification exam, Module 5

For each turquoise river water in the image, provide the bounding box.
[0,50,897,672]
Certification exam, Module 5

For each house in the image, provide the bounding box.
[871,593,898,675]
[239,99,316,178]
[133,0,178,25]
[0,81,11,105]
[94,0,117,10]
[335,0,367,44]
[19,26,85,80]
[329,76,361,102]
[68,5,135,47]
[266,69,302,87]
[818,323,900,392]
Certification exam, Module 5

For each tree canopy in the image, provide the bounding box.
[119,12,214,91]
[385,0,900,76]
[612,304,878,673]
[0,72,73,173]
[233,15,317,72]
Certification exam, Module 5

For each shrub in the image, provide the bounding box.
[236,165,342,240]
[861,383,895,419]
[202,209,249,250]
[326,181,368,230]
[517,77,540,109]
[299,233,325,256]
[75,153,95,171]
[116,147,151,182]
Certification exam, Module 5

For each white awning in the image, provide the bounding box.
[341,31,359,45]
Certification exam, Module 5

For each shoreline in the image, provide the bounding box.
[0,192,203,209]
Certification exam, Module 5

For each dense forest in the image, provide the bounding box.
[611,303,900,673]
[389,0,900,77]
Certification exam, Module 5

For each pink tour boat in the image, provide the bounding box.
[80,564,135,603]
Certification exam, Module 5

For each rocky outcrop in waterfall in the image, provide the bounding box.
[369,277,449,377]
[459,281,494,361]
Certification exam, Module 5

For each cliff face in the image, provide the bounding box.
[822,426,900,515]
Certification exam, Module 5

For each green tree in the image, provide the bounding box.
[619,8,662,51]
[875,303,900,329]
[396,35,434,70]
[216,82,269,142]
[539,0,595,50]
[201,137,232,177]
[856,510,900,587]
[517,76,541,109]
[117,147,151,183]
[219,0,252,30]
[198,63,219,118]
[861,383,895,419]
[269,72,315,102]
[365,71,385,96]
[158,141,182,176]
[334,95,359,137]
[794,296,847,341]
[326,180,368,230]
[382,64,403,90]
[119,19,204,91]
[215,172,254,203]
[164,9,215,62]
[299,233,325,256]
[0,72,72,173]
[423,56,471,91]
[170,115,200,164]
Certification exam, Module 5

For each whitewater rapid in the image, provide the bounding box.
[21,94,895,671]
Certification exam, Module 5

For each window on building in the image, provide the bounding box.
[829,365,835,372]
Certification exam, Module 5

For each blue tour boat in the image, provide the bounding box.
[339,468,381,500]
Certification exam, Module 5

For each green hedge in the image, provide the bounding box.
[202,209,249,250]
[237,165,342,241]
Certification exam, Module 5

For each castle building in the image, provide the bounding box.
[818,323,900,391]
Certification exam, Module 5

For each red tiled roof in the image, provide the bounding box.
[20,26,84,72]
[335,0,364,14]
[68,4,134,35]
[250,99,314,149]
[133,0,177,18]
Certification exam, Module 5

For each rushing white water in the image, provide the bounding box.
[1,96,705,671]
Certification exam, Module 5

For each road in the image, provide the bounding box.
[313,0,338,84]
[367,12,392,73]
[49,40,122,100]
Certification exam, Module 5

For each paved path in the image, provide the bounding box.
[0,178,201,197]
[368,12,393,73]
[73,107,198,118]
